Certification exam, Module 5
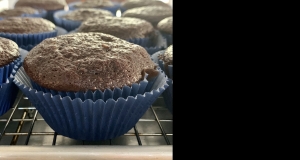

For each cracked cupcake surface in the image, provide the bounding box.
[0,17,56,34]
[23,32,157,92]
[0,37,20,67]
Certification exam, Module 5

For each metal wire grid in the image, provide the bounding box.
[0,92,173,146]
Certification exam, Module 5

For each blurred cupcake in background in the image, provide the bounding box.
[0,37,22,116]
[157,16,172,47]
[0,6,47,19]
[13,32,169,141]
[0,17,57,51]
[122,5,172,27]
[68,0,121,16]
[151,45,173,113]
[121,0,171,12]
[74,16,167,55]
[54,8,113,31]
[14,0,68,24]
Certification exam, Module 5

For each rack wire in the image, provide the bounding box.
[0,91,173,146]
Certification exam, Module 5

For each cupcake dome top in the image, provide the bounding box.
[158,45,173,66]
[0,7,38,18]
[0,17,56,34]
[0,37,20,67]
[157,16,172,35]
[14,0,67,11]
[121,0,171,10]
[23,32,157,92]
[122,6,173,25]
[60,8,113,21]
[77,16,155,40]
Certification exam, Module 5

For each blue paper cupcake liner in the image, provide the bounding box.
[160,32,172,47]
[162,78,172,113]
[54,10,82,32]
[21,9,47,18]
[151,50,173,113]
[0,58,22,116]
[0,30,57,48]
[0,57,21,84]
[45,9,64,25]
[19,48,29,63]
[68,2,121,16]
[18,26,67,51]
[13,67,169,140]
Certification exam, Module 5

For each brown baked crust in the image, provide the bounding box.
[158,45,172,66]
[0,7,37,18]
[122,6,172,26]
[0,37,20,67]
[23,32,157,92]
[61,8,113,21]
[0,17,56,34]
[122,0,171,10]
[74,0,114,8]
[157,16,172,35]
[14,0,67,11]
[77,16,155,40]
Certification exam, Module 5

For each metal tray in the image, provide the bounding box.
[0,91,173,159]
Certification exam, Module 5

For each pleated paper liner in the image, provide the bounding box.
[15,26,67,51]
[68,2,122,16]
[151,50,173,113]
[68,29,167,55]
[160,31,172,47]
[0,59,22,116]
[44,9,64,25]
[0,57,22,84]
[162,78,173,113]
[21,9,47,18]
[0,30,57,48]
[14,67,169,141]
[19,48,29,63]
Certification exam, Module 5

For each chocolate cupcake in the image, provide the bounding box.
[0,17,57,50]
[14,32,169,140]
[151,45,173,113]
[0,37,22,116]
[23,32,158,92]
[54,8,114,31]
[69,0,120,15]
[14,0,68,24]
[77,16,155,40]
[76,16,167,55]
[157,16,172,46]
[0,7,39,19]
[122,6,172,26]
[121,0,171,10]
